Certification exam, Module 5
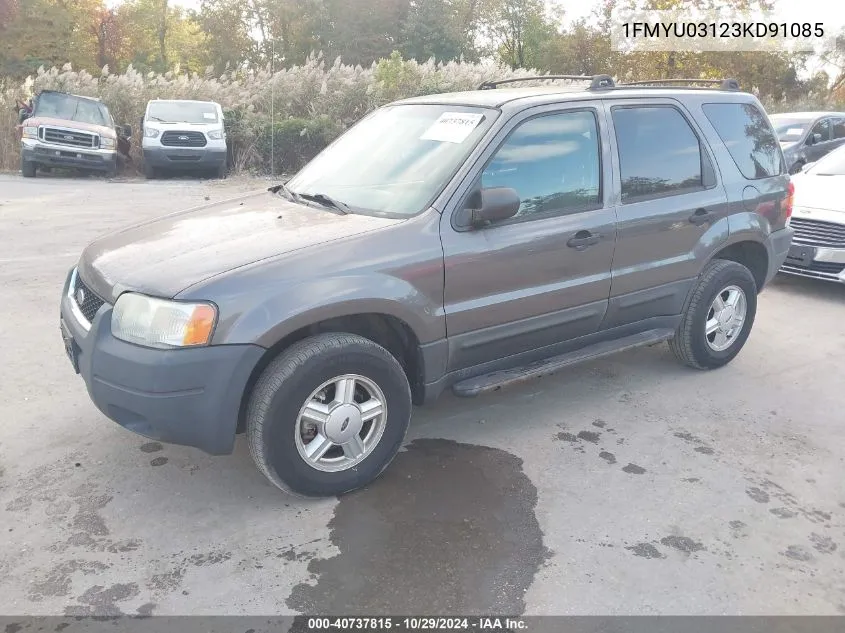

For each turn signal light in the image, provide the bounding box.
[183,304,217,346]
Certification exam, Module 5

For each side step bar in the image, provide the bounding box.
[452,329,675,398]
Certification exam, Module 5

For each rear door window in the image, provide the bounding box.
[702,103,784,180]
[611,105,711,203]
[833,118,845,140]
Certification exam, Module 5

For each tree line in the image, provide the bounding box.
[1,0,844,104]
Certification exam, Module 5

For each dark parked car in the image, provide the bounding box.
[769,111,845,174]
[59,75,794,497]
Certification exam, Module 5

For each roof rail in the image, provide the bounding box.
[619,78,741,91]
[478,74,616,91]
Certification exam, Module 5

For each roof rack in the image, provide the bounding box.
[619,78,740,91]
[478,74,616,91]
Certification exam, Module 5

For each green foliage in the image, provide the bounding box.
[400,0,475,63]
[255,116,344,175]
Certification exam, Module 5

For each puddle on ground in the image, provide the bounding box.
[287,438,549,615]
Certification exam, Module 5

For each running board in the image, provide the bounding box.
[451,329,675,398]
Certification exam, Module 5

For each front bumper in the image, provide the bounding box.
[143,145,226,169]
[21,138,116,171]
[780,242,845,283]
[60,269,265,455]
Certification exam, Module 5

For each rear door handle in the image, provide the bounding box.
[689,208,714,226]
[567,231,602,250]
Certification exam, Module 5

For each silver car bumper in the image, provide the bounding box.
[780,245,845,283]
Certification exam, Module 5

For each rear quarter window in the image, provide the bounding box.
[702,103,784,180]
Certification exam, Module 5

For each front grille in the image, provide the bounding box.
[789,216,845,248]
[42,127,97,149]
[160,131,207,147]
[73,276,106,323]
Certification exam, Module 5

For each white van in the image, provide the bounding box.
[141,99,227,179]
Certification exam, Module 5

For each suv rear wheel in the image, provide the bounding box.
[670,259,758,370]
[246,333,412,497]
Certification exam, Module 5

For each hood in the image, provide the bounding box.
[78,190,404,302]
[791,173,845,214]
[25,116,116,138]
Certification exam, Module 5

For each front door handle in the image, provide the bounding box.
[567,231,602,250]
[689,208,714,226]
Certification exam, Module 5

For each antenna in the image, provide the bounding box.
[270,37,275,179]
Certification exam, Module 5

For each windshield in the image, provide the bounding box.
[33,92,109,126]
[286,104,497,217]
[770,117,810,142]
[147,101,219,124]
[806,145,845,175]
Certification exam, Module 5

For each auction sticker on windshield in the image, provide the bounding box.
[420,112,485,143]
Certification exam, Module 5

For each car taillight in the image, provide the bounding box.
[784,180,794,221]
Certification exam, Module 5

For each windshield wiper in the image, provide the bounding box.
[297,192,351,215]
[148,115,172,123]
[268,182,303,204]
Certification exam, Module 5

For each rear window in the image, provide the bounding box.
[703,103,783,180]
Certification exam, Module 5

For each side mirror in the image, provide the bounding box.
[465,187,521,228]
[18,109,30,124]
[121,125,132,138]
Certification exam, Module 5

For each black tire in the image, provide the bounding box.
[21,159,36,178]
[216,162,227,179]
[670,259,758,370]
[144,162,156,179]
[105,162,118,179]
[246,333,412,497]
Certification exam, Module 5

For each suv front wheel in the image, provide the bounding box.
[246,333,412,497]
[670,259,758,370]
[21,158,36,178]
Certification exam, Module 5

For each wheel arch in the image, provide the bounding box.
[235,310,428,434]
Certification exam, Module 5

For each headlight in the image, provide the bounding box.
[143,128,160,138]
[111,293,217,348]
[100,137,115,149]
[22,126,38,139]
[207,129,224,140]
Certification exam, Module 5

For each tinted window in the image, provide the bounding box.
[810,118,831,142]
[703,103,783,180]
[833,118,845,140]
[481,110,601,219]
[612,106,704,202]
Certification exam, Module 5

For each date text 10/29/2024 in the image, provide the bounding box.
[304,617,528,632]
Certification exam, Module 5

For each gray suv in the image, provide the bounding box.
[59,75,795,497]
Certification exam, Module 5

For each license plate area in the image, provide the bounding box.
[785,244,816,268]
[60,319,80,374]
